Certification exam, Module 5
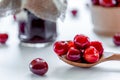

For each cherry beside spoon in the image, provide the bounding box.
[58,52,120,68]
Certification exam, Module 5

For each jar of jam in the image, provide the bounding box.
[16,0,67,47]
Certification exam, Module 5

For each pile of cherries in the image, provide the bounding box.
[54,34,104,63]
[28,33,120,76]
[91,0,120,7]
[0,32,119,76]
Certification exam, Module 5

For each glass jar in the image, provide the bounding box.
[16,0,67,47]
[0,0,21,17]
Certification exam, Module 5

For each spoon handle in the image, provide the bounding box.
[106,54,120,61]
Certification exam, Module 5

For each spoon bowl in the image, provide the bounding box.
[58,52,120,68]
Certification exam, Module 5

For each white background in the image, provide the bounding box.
[0,0,120,80]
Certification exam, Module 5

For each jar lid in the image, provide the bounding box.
[23,0,67,22]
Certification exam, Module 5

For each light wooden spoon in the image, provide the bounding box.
[58,52,120,68]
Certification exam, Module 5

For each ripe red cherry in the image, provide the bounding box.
[90,41,104,57]
[71,9,78,17]
[53,41,69,56]
[13,15,16,21]
[66,47,81,61]
[91,0,99,5]
[0,33,8,44]
[67,40,75,49]
[99,0,117,7]
[83,46,100,63]
[29,58,48,76]
[74,34,90,49]
[113,33,120,46]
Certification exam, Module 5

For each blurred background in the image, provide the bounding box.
[0,0,120,80]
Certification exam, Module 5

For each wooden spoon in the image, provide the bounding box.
[58,52,120,68]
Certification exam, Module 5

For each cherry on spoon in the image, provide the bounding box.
[58,52,120,68]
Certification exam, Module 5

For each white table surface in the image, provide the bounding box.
[0,0,120,80]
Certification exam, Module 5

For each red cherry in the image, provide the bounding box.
[74,34,90,49]
[53,41,69,56]
[90,41,104,57]
[0,33,8,44]
[13,15,16,21]
[99,0,117,7]
[91,0,100,5]
[113,33,120,46]
[71,9,78,16]
[66,47,81,61]
[67,40,75,49]
[29,58,48,76]
[83,46,99,63]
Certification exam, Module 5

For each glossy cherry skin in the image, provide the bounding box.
[67,40,75,49]
[99,0,117,7]
[91,0,100,5]
[0,33,8,44]
[74,34,90,49]
[66,47,81,61]
[117,0,120,2]
[29,58,48,76]
[90,41,104,57]
[83,46,100,63]
[53,41,69,56]
[117,1,120,7]
[113,33,120,46]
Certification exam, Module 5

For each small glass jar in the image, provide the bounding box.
[16,0,67,47]
[17,10,57,47]
[0,0,21,17]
